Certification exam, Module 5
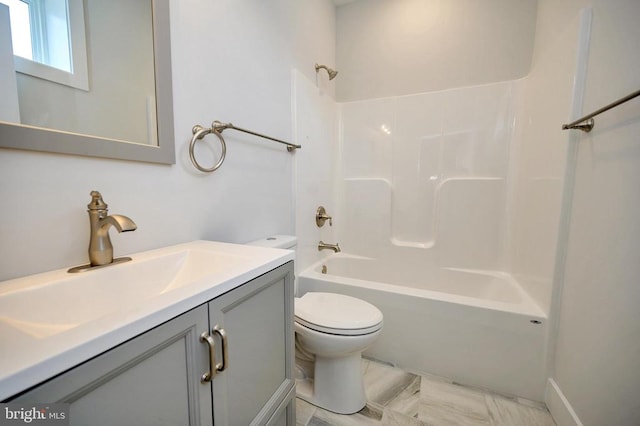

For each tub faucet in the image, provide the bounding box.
[318,241,341,253]
[87,191,137,266]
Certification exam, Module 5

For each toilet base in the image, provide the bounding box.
[295,353,366,414]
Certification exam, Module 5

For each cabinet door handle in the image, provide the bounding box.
[199,331,217,383]
[213,325,228,372]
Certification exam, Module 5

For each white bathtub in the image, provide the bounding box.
[297,254,548,401]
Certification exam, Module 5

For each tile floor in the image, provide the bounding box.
[296,358,556,426]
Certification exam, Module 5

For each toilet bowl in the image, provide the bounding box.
[295,292,383,414]
[246,236,384,414]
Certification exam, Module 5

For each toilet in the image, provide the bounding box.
[246,235,384,414]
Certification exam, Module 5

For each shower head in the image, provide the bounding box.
[315,63,338,80]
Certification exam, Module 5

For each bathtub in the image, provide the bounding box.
[297,254,548,401]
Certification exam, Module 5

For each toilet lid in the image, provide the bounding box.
[295,292,383,336]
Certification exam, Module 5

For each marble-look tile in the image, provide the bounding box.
[385,375,421,417]
[419,378,491,426]
[516,396,550,411]
[298,359,555,426]
[360,402,384,421]
[363,356,396,368]
[421,371,455,385]
[361,358,371,376]
[485,395,556,426]
[307,414,346,426]
[381,409,433,426]
[308,403,381,426]
[296,398,317,426]
[363,359,419,406]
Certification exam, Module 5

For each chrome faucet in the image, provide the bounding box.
[318,241,341,253]
[87,191,137,266]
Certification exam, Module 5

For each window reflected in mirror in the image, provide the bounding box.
[1,0,88,90]
[0,0,157,146]
[3,0,73,72]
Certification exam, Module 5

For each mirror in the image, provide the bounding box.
[0,0,175,164]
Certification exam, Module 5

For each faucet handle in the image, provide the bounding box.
[88,190,108,210]
[316,206,333,227]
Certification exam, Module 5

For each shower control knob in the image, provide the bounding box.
[316,206,333,227]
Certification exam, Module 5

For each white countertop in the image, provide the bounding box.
[0,240,294,400]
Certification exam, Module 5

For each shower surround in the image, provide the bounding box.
[295,76,548,400]
[337,81,517,269]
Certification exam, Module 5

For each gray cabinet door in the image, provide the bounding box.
[12,305,213,426]
[208,262,295,426]
[266,388,296,426]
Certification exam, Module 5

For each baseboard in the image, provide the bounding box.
[545,378,583,426]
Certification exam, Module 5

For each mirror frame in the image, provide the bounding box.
[0,0,175,165]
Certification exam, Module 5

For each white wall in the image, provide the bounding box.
[293,70,338,274]
[291,2,337,274]
[335,0,537,102]
[541,0,640,424]
[293,0,337,99]
[0,0,335,282]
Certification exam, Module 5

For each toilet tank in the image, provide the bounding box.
[246,235,298,294]
[245,235,297,250]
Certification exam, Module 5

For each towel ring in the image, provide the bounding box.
[189,125,227,173]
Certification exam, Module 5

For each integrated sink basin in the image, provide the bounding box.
[0,240,294,400]
[0,248,248,338]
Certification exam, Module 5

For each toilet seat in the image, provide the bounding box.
[295,292,383,336]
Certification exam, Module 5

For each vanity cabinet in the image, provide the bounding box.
[10,262,295,426]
